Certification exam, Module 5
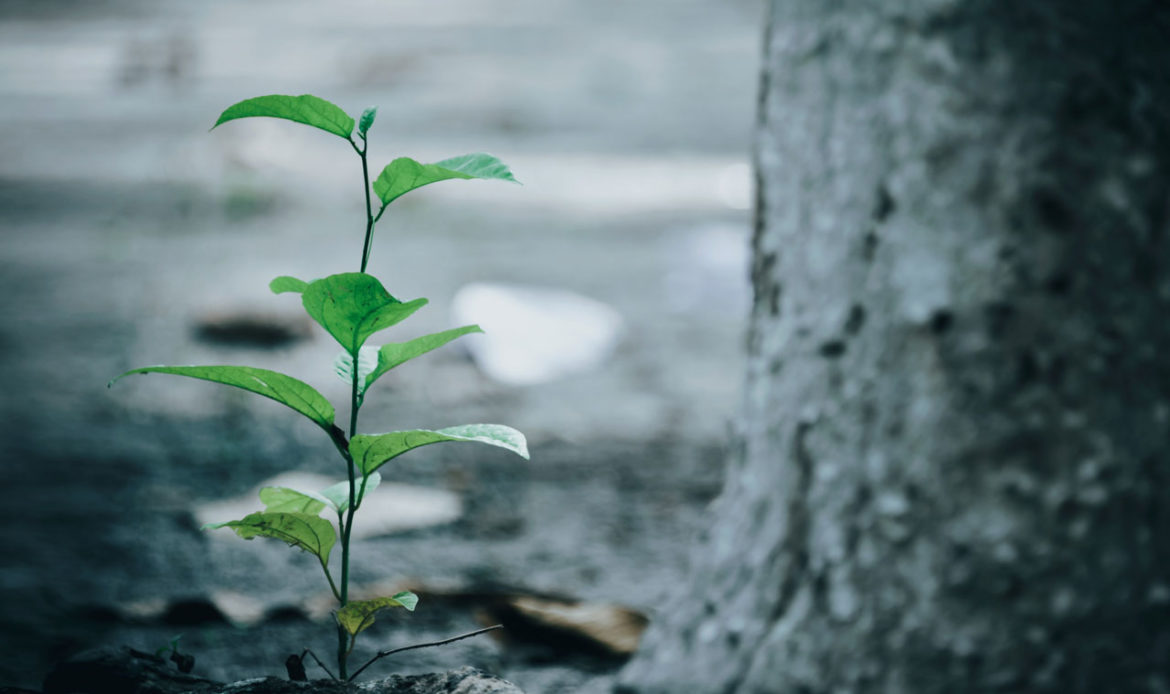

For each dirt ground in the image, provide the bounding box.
[0,1,761,691]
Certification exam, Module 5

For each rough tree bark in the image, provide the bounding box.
[619,1,1170,692]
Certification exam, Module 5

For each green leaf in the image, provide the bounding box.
[205,512,336,564]
[365,325,482,392]
[320,472,381,513]
[332,347,379,394]
[212,94,354,139]
[336,591,418,636]
[259,486,329,515]
[358,107,377,136]
[270,276,309,294]
[372,153,518,206]
[350,424,529,476]
[109,366,334,430]
[301,273,427,354]
[155,635,182,658]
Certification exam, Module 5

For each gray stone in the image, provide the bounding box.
[43,647,220,694]
[42,648,523,694]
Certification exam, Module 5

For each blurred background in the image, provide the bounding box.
[0,0,762,691]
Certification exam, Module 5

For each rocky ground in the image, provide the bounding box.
[0,1,760,691]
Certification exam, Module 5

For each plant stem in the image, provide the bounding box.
[320,561,341,601]
[336,354,361,680]
[357,137,376,273]
[335,128,386,679]
[337,131,377,680]
[299,648,338,681]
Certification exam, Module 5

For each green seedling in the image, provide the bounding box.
[155,635,194,673]
[111,94,527,680]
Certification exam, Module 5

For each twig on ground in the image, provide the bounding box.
[291,648,338,681]
[347,625,504,681]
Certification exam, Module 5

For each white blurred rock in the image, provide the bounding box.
[194,471,461,541]
[209,589,266,626]
[352,482,462,539]
[451,283,623,386]
[661,222,750,314]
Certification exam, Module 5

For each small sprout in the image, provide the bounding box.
[358,106,377,137]
[154,634,182,659]
[155,635,194,673]
[112,93,529,681]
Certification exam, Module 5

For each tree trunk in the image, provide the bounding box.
[619,1,1170,692]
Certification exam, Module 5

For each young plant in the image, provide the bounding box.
[110,94,528,680]
[155,634,194,674]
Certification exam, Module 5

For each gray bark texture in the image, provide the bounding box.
[619,1,1170,692]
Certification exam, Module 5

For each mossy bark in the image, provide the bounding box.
[620,1,1170,692]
